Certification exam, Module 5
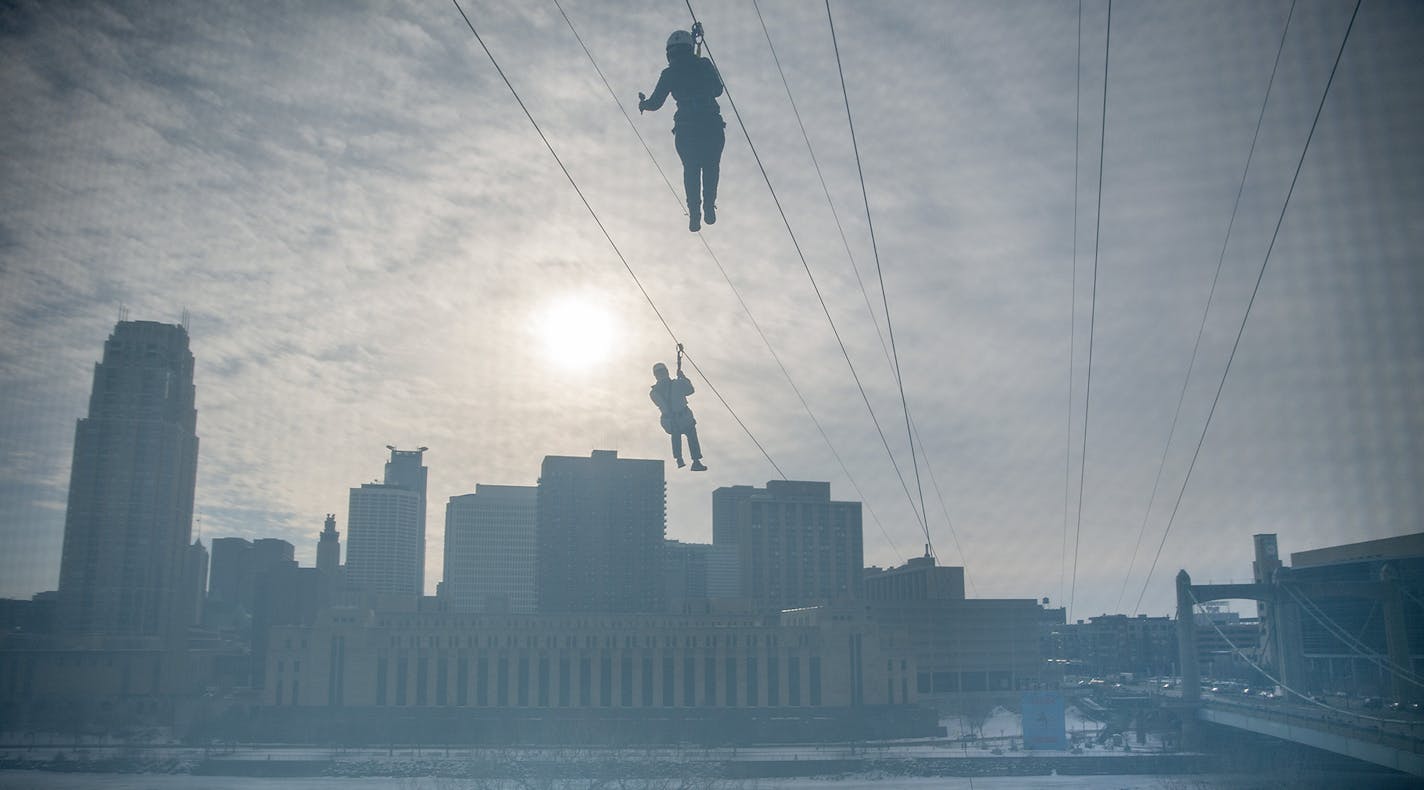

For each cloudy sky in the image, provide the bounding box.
[1,0,1420,620]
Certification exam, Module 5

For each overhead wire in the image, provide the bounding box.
[751,0,972,577]
[1132,0,1364,614]
[449,0,784,479]
[750,0,889,366]
[1118,0,1298,614]
[1069,0,1111,623]
[1061,0,1084,614]
[824,0,933,556]
[682,0,930,533]
[548,0,901,558]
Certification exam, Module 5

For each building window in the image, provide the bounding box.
[396,658,408,706]
[641,656,654,707]
[517,656,530,706]
[376,658,388,706]
[600,654,613,707]
[477,656,490,706]
[704,657,717,706]
[746,657,758,707]
[580,657,592,707]
[457,657,469,706]
[559,658,571,707]
[767,656,780,707]
[788,656,801,706]
[662,656,675,707]
[726,658,738,707]
[620,656,634,707]
[497,656,510,707]
[683,656,697,707]
[437,657,448,706]
[809,657,822,706]
[538,657,550,707]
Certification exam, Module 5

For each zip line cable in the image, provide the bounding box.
[449,0,784,479]
[1069,0,1111,623]
[752,0,971,572]
[683,0,929,533]
[1132,0,1364,614]
[549,0,684,211]
[824,0,933,556]
[549,0,900,558]
[1118,0,1298,615]
[1061,0,1084,613]
[910,417,976,593]
[751,0,891,366]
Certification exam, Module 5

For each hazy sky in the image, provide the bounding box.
[1,0,1420,620]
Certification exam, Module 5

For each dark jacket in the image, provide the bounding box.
[639,52,724,130]
[650,373,696,433]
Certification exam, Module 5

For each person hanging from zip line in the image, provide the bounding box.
[650,346,706,471]
[638,25,725,233]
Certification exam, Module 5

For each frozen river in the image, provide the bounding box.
[1,771,1419,789]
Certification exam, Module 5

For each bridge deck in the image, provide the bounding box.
[1198,696,1424,777]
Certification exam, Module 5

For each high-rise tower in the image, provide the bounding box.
[536,450,665,613]
[57,320,199,636]
[383,445,428,594]
[316,513,341,580]
[344,446,426,599]
[442,485,537,612]
[714,480,863,613]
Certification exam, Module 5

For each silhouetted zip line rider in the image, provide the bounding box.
[651,345,706,471]
[639,25,725,232]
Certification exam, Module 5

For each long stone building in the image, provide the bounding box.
[253,604,934,743]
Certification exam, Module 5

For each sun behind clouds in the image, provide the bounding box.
[536,296,617,371]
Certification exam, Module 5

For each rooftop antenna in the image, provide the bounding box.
[118,303,129,323]
[181,307,190,332]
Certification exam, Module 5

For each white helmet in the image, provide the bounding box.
[666,30,695,50]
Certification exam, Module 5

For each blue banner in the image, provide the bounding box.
[1021,691,1067,750]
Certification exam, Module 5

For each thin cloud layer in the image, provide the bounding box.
[1,0,1420,619]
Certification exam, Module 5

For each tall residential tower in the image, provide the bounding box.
[442,484,537,612]
[536,450,665,613]
[344,446,427,599]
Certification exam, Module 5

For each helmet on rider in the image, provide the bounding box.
[666,30,695,51]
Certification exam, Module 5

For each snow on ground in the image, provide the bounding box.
[0,772,1216,789]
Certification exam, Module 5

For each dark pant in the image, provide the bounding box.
[672,425,702,462]
[674,120,725,216]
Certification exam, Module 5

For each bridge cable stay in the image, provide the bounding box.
[1188,588,1409,725]
[448,0,785,480]
[681,0,931,534]
[547,0,901,559]
[1068,0,1112,624]
[1399,585,1424,614]
[1060,0,1084,614]
[1130,0,1364,614]
[823,0,934,557]
[751,0,972,580]
[1117,0,1299,615]
[1282,584,1424,688]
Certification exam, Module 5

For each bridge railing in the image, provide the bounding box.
[1198,693,1424,755]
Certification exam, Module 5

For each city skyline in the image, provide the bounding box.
[2,1,1421,621]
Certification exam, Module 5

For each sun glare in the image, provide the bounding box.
[538,297,615,370]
